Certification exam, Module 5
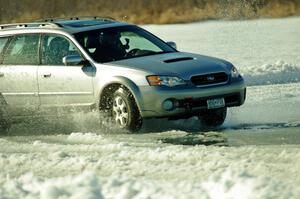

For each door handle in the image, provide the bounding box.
[0,72,4,77]
[43,73,51,78]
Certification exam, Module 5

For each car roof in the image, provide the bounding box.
[0,17,130,35]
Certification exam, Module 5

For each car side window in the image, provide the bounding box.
[0,37,9,63]
[2,34,39,65]
[41,34,81,66]
[0,37,9,54]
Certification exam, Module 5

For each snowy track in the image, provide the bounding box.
[1,17,300,199]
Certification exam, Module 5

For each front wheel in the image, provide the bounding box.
[198,108,227,128]
[112,88,142,132]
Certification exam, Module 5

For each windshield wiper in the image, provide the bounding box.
[146,51,174,56]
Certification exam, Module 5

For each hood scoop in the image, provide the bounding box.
[163,57,194,63]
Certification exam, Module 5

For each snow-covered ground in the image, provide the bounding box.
[1,17,300,199]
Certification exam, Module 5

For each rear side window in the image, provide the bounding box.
[2,34,40,65]
[41,34,81,66]
[0,37,9,54]
[0,37,9,63]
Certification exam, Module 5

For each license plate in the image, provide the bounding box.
[207,98,225,109]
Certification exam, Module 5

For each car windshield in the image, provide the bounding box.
[74,25,176,63]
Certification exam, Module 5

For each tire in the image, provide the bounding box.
[198,107,227,128]
[111,87,142,132]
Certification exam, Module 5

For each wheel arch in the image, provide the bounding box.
[98,76,143,113]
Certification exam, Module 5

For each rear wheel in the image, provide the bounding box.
[198,108,227,128]
[111,87,142,132]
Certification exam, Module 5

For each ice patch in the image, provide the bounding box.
[161,131,227,146]
[242,61,300,86]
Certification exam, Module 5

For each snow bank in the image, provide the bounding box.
[67,132,104,143]
[242,61,300,86]
[1,127,300,198]
[0,169,298,199]
[0,172,104,199]
[201,169,297,199]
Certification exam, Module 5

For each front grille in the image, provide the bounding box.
[191,72,228,86]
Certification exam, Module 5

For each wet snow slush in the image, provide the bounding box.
[1,17,300,199]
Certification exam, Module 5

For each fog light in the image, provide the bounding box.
[162,100,174,111]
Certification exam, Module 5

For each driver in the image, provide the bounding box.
[94,32,126,62]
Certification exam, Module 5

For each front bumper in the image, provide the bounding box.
[138,79,246,118]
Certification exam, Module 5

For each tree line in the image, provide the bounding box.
[0,0,299,24]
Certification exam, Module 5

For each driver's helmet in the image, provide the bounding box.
[99,32,121,47]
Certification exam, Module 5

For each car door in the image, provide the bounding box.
[0,34,40,116]
[37,33,95,113]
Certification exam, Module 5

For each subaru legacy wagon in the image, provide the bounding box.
[0,17,246,133]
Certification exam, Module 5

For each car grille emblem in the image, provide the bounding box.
[207,76,215,81]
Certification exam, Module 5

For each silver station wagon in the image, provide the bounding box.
[0,17,246,133]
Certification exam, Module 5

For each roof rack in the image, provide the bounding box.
[0,22,61,30]
[0,16,117,31]
[40,16,116,23]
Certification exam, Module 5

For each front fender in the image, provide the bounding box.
[97,76,144,112]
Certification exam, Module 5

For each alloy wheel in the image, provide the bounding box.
[113,96,129,127]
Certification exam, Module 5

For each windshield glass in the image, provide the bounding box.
[74,25,176,63]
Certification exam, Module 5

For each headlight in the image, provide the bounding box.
[231,66,240,78]
[146,75,186,87]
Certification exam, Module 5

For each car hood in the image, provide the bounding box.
[108,52,232,80]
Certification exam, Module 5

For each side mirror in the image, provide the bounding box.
[63,55,85,66]
[166,41,177,50]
